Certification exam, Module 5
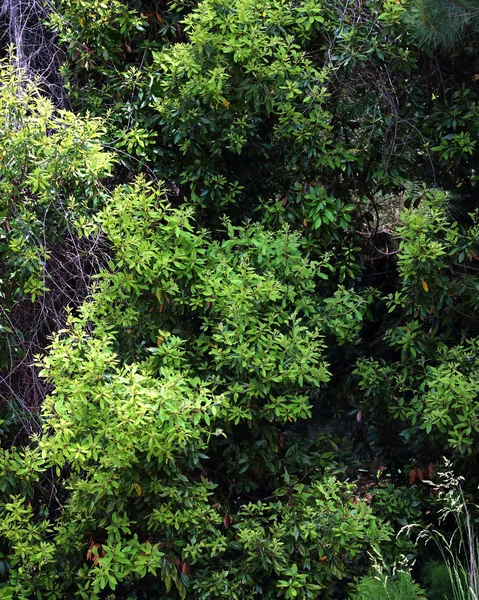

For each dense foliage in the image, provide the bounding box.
[1,0,479,598]
[0,62,112,416]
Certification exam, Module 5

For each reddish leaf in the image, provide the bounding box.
[86,538,101,566]
[181,562,191,575]
[223,515,233,528]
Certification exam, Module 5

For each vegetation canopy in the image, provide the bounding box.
[0,0,479,598]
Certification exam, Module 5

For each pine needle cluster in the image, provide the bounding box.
[405,0,479,49]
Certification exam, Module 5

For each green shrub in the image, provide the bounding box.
[352,570,426,600]
[0,177,395,598]
[422,561,457,600]
[0,58,113,420]
[2,0,479,597]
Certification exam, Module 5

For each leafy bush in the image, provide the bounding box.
[0,59,112,416]
[0,178,395,598]
[2,0,479,596]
